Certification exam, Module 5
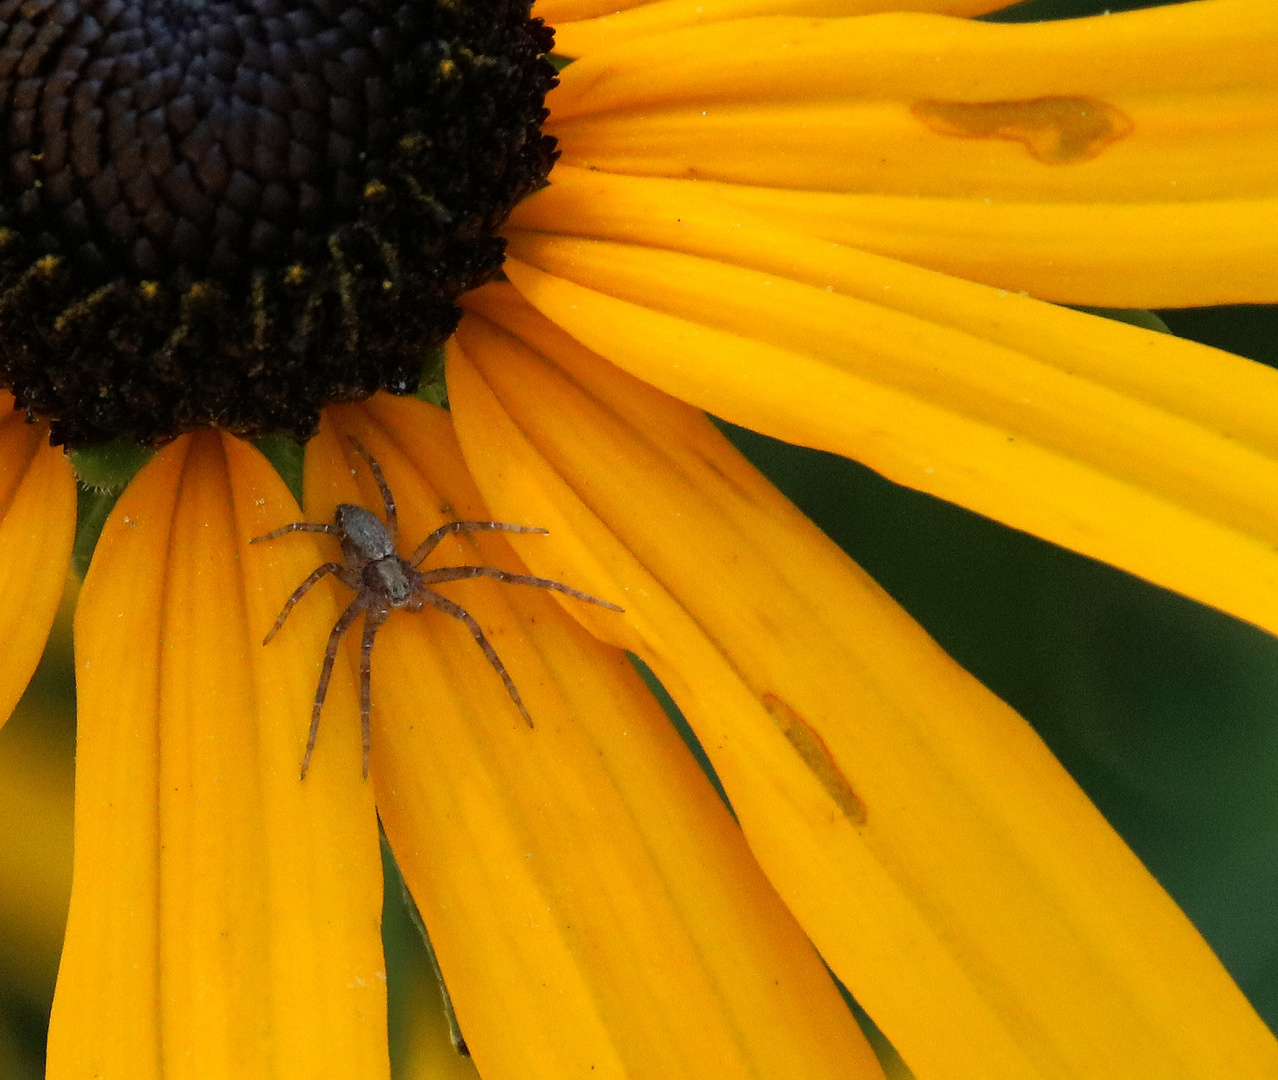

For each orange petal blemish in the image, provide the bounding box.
[911,96,1134,164]
[763,693,867,826]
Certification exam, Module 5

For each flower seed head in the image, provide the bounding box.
[0,0,558,447]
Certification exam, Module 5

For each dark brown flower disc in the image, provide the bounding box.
[0,0,557,446]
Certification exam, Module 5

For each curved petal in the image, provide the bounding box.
[541,2,1276,306]
[547,4,1277,194]
[676,183,1278,308]
[536,0,654,27]
[308,398,884,1080]
[500,197,1278,641]
[513,164,1278,308]
[550,0,1012,60]
[0,396,76,730]
[448,290,1278,1080]
[49,433,387,1079]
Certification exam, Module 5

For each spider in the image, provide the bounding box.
[251,438,623,779]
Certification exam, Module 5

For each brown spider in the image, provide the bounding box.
[252,438,622,779]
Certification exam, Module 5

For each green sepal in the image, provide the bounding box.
[253,434,305,506]
[415,345,449,409]
[72,487,120,578]
[70,439,155,577]
[70,438,154,493]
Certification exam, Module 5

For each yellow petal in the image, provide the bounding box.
[536,0,652,28]
[510,162,1278,307]
[551,0,1012,60]
[499,196,1278,641]
[541,1,1276,306]
[49,433,387,1079]
[308,399,885,1080]
[547,3,1277,194]
[0,396,76,730]
[675,182,1278,307]
[448,291,1278,1080]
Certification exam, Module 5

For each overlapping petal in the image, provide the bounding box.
[449,287,1278,1080]
[689,184,1278,307]
[503,171,1278,641]
[0,394,76,730]
[307,398,884,1080]
[548,0,1012,59]
[548,2,1276,195]
[544,0,1277,306]
[48,433,387,1078]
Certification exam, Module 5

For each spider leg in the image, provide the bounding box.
[419,588,533,727]
[347,436,398,544]
[357,606,387,779]
[410,521,549,567]
[301,597,365,780]
[418,565,623,612]
[251,521,340,544]
[263,562,344,644]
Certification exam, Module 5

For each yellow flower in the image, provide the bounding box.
[0,0,1274,1075]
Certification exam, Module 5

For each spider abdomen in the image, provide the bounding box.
[337,503,395,560]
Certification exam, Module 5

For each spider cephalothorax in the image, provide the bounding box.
[251,438,621,778]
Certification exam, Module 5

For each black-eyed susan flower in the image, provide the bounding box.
[0,0,1275,1074]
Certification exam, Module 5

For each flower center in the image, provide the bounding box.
[0,0,557,447]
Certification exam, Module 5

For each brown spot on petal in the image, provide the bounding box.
[911,96,1134,164]
[762,694,866,825]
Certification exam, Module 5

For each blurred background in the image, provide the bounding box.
[1,0,1274,1068]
